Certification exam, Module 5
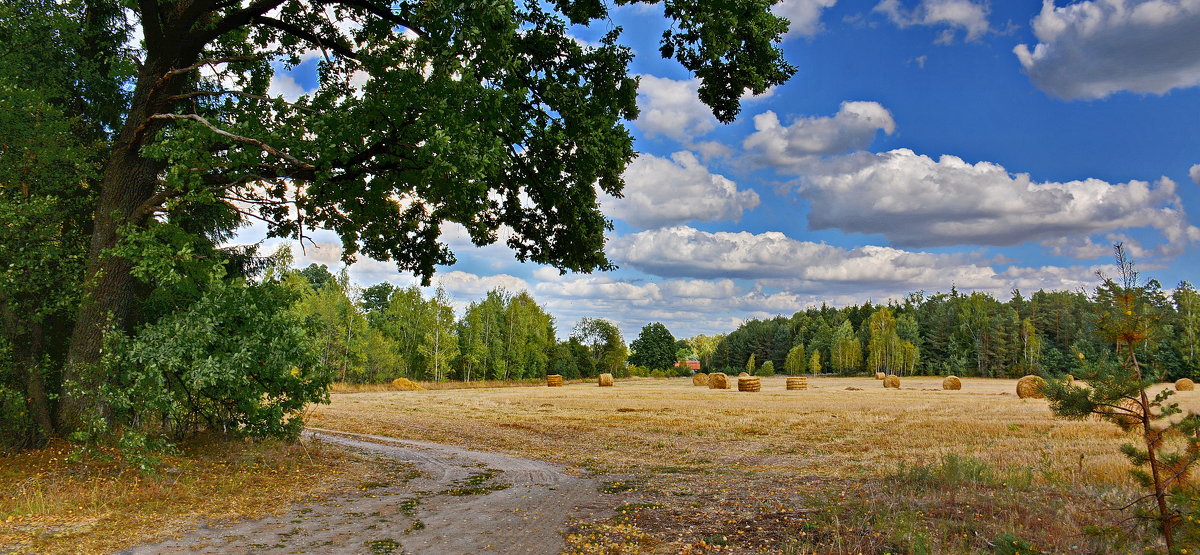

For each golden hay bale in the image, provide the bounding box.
[708,372,729,389]
[786,377,808,391]
[883,375,900,389]
[692,373,709,386]
[546,374,563,387]
[1016,375,1047,399]
[942,376,961,390]
[598,373,614,387]
[1177,378,1196,391]
[738,372,750,377]
[737,376,761,392]
[875,372,886,380]
[390,377,425,391]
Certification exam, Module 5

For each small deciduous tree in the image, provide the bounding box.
[629,322,677,371]
[784,344,806,375]
[746,353,757,374]
[757,360,775,377]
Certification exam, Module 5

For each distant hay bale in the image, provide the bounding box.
[1016,375,1047,399]
[942,376,961,390]
[390,377,425,391]
[738,372,750,377]
[875,372,886,380]
[883,375,900,389]
[598,373,614,387]
[1177,378,1195,391]
[546,374,563,387]
[708,372,729,389]
[738,376,761,392]
[692,373,709,386]
[786,377,808,391]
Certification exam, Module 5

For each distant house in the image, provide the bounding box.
[675,360,701,371]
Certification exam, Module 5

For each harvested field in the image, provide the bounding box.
[308,376,1196,553]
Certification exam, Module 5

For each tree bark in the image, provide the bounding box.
[57,50,195,432]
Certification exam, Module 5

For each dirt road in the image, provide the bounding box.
[119,429,611,554]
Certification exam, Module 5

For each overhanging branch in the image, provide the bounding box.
[148,113,316,171]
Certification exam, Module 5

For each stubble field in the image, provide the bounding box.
[308,375,1189,553]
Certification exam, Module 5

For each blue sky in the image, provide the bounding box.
[251,0,1200,340]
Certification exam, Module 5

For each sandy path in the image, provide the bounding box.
[118,429,611,554]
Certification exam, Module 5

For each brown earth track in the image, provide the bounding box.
[118,429,615,554]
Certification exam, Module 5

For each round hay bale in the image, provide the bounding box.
[1016,375,1047,399]
[708,372,729,389]
[737,376,761,392]
[875,372,886,380]
[692,373,709,386]
[738,372,750,377]
[546,374,563,387]
[942,376,961,390]
[598,373,614,387]
[786,377,808,391]
[1176,378,1195,391]
[883,375,900,389]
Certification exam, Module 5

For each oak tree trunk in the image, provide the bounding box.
[57,49,195,432]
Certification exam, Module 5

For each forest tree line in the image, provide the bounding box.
[292,264,629,384]
[694,284,1200,381]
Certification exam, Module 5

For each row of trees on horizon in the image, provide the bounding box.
[295,264,1200,385]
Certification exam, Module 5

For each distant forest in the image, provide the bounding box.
[299,263,1199,383]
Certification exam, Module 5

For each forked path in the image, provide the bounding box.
[120,429,611,554]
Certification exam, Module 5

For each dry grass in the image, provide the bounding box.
[0,437,371,553]
[307,376,1183,553]
[329,377,593,393]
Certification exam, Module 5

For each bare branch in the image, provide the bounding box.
[148,113,316,171]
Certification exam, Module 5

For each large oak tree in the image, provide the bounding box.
[3,0,794,435]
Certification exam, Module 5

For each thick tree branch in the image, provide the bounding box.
[197,0,286,46]
[137,0,165,51]
[252,15,359,60]
[154,55,263,93]
[315,0,426,37]
[148,113,316,171]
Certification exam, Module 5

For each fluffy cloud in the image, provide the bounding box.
[607,225,1103,295]
[604,152,760,229]
[1191,164,1200,185]
[634,75,775,142]
[797,149,1200,252]
[267,73,309,102]
[742,101,896,169]
[433,270,530,297]
[874,0,992,43]
[634,75,719,141]
[774,0,839,39]
[1014,0,1200,99]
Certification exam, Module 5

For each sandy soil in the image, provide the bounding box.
[118,429,617,554]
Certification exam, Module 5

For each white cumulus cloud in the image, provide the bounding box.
[874,0,992,43]
[634,75,719,142]
[743,101,896,169]
[1191,163,1200,185]
[607,226,1103,295]
[797,149,1200,253]
[774,0,839,39]
[1014,0,1200,99]
[604,152,760,229]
